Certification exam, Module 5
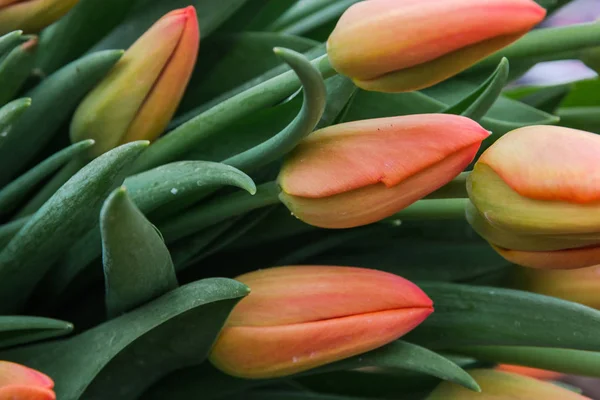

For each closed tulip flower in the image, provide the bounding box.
[496,364,563,381]
[209,266,433,379]
[515,264,600,309]
[278,114,489,229]
[327,0,545,92]
[427,369,589,399]
[467,125,600,269]
[0,0,79,35]
[0,360,55,399]
[70,6,199,157]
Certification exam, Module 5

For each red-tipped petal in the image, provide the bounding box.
[328,0,545,80]
[496,364,563,381]
[481,125,600,203]
[211,307,432,379]
[228,266,433,327]
[0,361,53,390]
[279,114,489,198]
[0,385,56,400]
[281,143,479,229]
[122,6,199,143]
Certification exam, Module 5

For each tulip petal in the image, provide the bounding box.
[354,33,522,93]
[0,0,80,35]
[517,265,600,308]
[0,361,53,389]
[70,7,197,156]
[281,143,479,229]
[327,0,545,80]
[496,364,563,380]
[427,369,589,399]
[0,386,56,400]
[227,266,433,327]
[280,114,489,198]
[480,125,600,203]
[469,163,600,235]
[121,6,199,143]
[495,244,600,270]
[210,307,432,379]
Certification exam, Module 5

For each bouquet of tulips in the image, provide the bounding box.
[2,0,600,399]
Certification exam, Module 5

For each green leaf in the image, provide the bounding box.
[536,0,575,12]
[0,38,37,105]
[143,341,479,400]
[0,50,123,186]
[0,141,148,313]
[503,84,570,114]
[470,23,600,75]
[101,187,178,318]
[39,161,256,303]
[224,48,327,171]
[0,31,26,58]
[316,75,356,129]
[131,49,335,174]
[159,181,280,243]
[558,78,600,108]
[35,0,137,75]
[269,0,359,36]
[229,392,379,400]
[179,32,317,113]
[0,217,27,248]
[0,140,94,216]
[404,283,600,351]
[0,278,248,400]
[443,58,509,121]
[557,107,600,133]
[0,97,30,150]
[0,316,73,349]
[92,0,249,52]
[452,346,600,378]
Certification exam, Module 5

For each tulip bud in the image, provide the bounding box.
[327,0,545,92]
[209,266,433,379]
[427,369,588,399]
[70,6,199,157]
[278,114,489,229]
[496,364,563,381]
[0,360,55,399]
[0,0,79,35]
[467,125,600,269]
[515,264,600,309]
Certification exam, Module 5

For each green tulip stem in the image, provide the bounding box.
[386,198,469,223]
[426,172,470,199]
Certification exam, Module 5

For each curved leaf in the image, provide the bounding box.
[0,31,26,57]
[270,0,359,36]
[0,278,248,400]
[0,50,123,185]
[0,140,94,216]
[0,216,27,248]
[40,161,256,303]
[443,58,509,121]
[131,49,335,173]
[143,341,479,400]
[452,346,600,378]
[101,187,178,318]
[405,283,600,351]
[0,141,148,313]
[224,47,327,171]
[0,316,73,349]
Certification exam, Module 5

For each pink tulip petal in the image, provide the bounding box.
[0,385,56,400]
[279,114,488,199]
[0,361,53,390]
[481,125,600,203]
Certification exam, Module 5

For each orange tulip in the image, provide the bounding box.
[209,266,433,379]
[496,364,563,381]
[327,0,545,92]
[70,6,199,157]
[427,369,588,399]
[515,264,600,309]
[278,114,489,229]
[467,125,600,269]
[0,0,79,35]
[0,360,55,399]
